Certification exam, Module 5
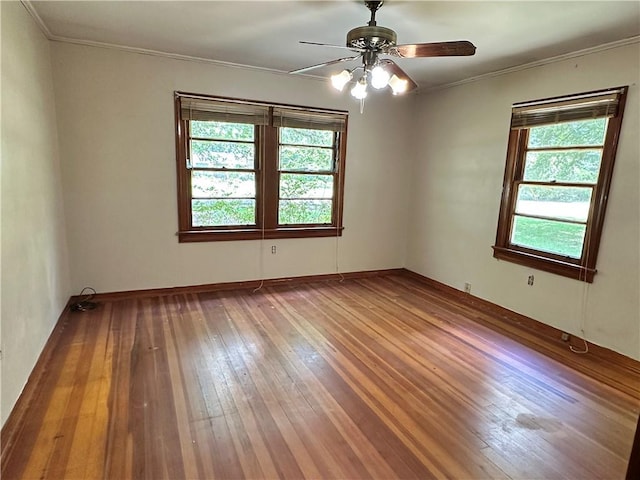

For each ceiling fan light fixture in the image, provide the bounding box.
[331,69,353,91]
[351,76,368,99]
[388,74,409,95]
[370,65,390,89]
[291,0,477,108]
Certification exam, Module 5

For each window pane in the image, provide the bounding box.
[192,171,255,198]
[191,121,254,141]
[516,185,592,222]
[279,146,333,171]
[279,200,332,224]
[192,199,256,226]
[511,215,586,258]
[523,149,602,183]
[280,127,333,146]
[528,118,607,148]
[280,173,333,199]
[191,140,254,169]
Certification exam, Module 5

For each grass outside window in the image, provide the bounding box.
[493,87,628,282]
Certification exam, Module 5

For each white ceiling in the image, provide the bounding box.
[27,0,640,90]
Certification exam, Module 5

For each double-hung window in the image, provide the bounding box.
[175,92,348,242]
[493,86,628,282]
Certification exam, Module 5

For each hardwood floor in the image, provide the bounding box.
[2,273,639,479]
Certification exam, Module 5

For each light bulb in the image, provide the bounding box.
[388,74,409,95]
[330,70,352,92]
[371,65,390,89]
[350,77,368,100]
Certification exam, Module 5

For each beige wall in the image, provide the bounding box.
[1,2,71,425]
[50,43,413,293]
[406,43,640,360]
[2,1,638,430]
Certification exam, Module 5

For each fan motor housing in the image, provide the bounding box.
[347,25,397,50]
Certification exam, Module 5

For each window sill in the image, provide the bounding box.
[492,246,596,282]
[178,226,344,243]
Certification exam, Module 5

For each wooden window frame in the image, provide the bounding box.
[175,92,348,242]
[492,86,628,282]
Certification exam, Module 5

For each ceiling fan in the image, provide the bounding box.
[289,0,476,102]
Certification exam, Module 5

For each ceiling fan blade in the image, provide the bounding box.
[379,59,418,92]
[289,55,361,75]
[391,40,476,58]
[300,41,365,52]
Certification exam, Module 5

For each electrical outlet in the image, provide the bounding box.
[527,275,534,286]
[271,245,277,254]
[561,332,570,342]
[464,282,471,293]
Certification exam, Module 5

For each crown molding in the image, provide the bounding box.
[21,0,53,38]
[425,35,640,93]
[49,35,295,78]
[21,1,640,93]
[19,0,299,79]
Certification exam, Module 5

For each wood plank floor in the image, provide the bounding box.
[2,273,639,479]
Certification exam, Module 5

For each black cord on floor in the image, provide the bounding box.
[70,287,98,312]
